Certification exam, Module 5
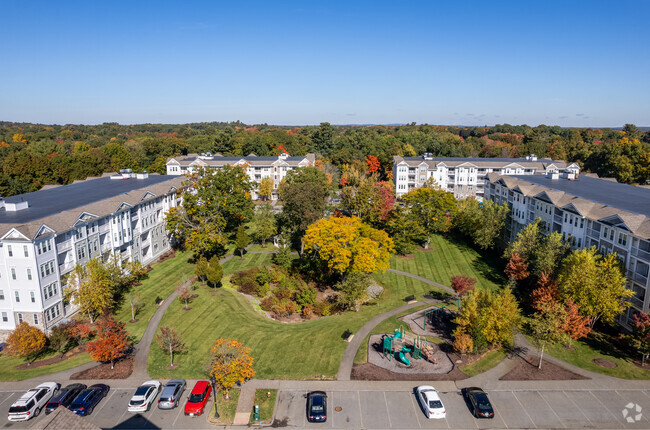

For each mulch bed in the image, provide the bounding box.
[71,355,134,380]
[16,345,87,370]
[129,318,139,323]
[351,363,468,381]
[592,358,617,368]
[398,254,415,259]
[166,364,178,370]
[155,249,176,263]
[500,355,587,381]
[182,307,192,311]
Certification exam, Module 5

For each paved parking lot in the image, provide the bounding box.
[274,388,650,429]
[0,388,212,430]
[2,386,649,429]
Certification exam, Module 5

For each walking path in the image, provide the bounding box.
[387,268,455,295]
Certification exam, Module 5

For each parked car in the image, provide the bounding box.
[306,391,327,423]
[416,385,446,419]
[184,381,211,416]
[128,380,161,413]
[158,379,186,410]
[45,384,87,414]
[7,382,59,421]
[463,387,495,418]
[69,384,109,416]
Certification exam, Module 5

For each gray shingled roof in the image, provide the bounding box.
[488,173,650,239]
[169,153,315,167]
[0,175,184,239]
[29,407,101,430]
[394,155,570,169]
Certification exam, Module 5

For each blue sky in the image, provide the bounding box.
[1,0,649,126]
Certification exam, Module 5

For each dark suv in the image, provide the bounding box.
[306,391,327,423]
[45,384,87,414]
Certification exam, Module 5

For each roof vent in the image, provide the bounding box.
[5,200,28,212]
[423,152,433,160]
[547,171,559,180]
[530,154,538,161]
[136,172,149,179]
[279,153,289,159]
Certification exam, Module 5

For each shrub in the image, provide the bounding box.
[274,299,297,316]
[260,296,278,312]
[256,267,272,286]
[255,282,270,298]
[295,286,317,307]
[313,301,331,317]
[274,285,292,300]
[49,324,73,356]
[301,304,314,319]
[231,268,261,295]
[453,333,474,354]
[335,273,370,311]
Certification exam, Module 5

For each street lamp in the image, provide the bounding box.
[210,375,219,419]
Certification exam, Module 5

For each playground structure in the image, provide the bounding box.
[423,301,458,331]
[381,326,439,367]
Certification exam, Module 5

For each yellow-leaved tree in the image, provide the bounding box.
[208,338,255,399]
[303,216,395,275]
[64,259,113,323]
[6,322,47,363]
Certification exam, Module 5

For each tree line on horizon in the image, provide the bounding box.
[0,121,648,197]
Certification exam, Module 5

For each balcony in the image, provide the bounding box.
[634,248,650,262]
[629,271,649,286]
[56,241,73,252]
[630,295,645,310]
[586,228,600,239]
[59,262,75,274]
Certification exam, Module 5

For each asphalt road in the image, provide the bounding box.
[2,386,650,429]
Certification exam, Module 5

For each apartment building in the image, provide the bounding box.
[0,172,184,338]
[485,172,650,328]
[166,152,316,199]
[393,154,580,199]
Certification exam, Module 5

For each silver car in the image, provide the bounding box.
[157,379,186,410]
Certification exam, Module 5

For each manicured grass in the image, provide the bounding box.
[0,352,91,382]
[544,332,650,380]
[250,389,277,424]
[115,250,194,343]
[390,234,505,291]
[209,389,240,425]
[459,349,507,377]
[222,252,278,274]
[148,260,450,379]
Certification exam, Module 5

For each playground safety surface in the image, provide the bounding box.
[367,334,454,374]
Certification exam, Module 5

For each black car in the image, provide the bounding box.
[45,384,87,414]
[69,384,109,416]
[463,387,494,418]
[306,391,327,423]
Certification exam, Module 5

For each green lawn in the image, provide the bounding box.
[209,389,240,425]
[115,250,195,343]
[544,332,650,380]
[0,352,91,382]
[459,349,507,377]
[148,255,453,379]
[390,234,505,291]
[250,389,277,424]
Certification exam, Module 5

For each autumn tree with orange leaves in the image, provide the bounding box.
[86,316,131,369]
[505,253,529,281]
[451,275,476,298]
[563,300,591,346]
[530,272,559,311]
[365,155,381,173]
[6,322,47,363]
[208,338,255,399]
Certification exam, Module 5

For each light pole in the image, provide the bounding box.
[210,375,219,419]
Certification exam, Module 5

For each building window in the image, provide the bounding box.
[1,312,7,322]
[15,291,20,302]
[23,245,29,257]
[17,313,22,323]
[11,268,16,280]
[33,314,38,325]
[618,233,628,247]
[30,291,35,303]
[7,245,12,257]
[0,290,4,300]
[27,268,32,280]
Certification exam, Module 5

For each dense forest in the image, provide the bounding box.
[0,121,648,197]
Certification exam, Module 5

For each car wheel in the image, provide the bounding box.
[88,407,94,415]
[34,407,41,417]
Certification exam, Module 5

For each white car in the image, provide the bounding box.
[128,380,161,413]
[416,385,446,419]
[8,382,59,421]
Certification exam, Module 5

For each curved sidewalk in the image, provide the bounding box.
[387,269,455,295]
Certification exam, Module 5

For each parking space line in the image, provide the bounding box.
[493,405,509,429]
[408,392,423,429]
[382,391,393,428]
[511,391,537,428]
[536,390,566,428]
[171,403,184,426]
[115,405,129,426]
[588,390,624,426]
[0,392,19,408]
[92,389,117,417]
[562,390,593,428]
[357,391,364,429]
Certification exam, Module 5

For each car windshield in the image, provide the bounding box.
[46,401,59,408]
[474,394,491,410]
[188,393,204,403]
[8,405,29,413]
[134,386,150,396]
[129,398,144,406]
[429,400,443,409]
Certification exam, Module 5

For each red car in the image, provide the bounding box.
[184,381,211,416]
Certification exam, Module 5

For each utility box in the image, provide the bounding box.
[253,405,260,422]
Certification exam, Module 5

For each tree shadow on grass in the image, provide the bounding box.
[445,233,507,287]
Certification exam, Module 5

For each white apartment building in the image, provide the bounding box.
[0,171,184,339]
[393,154,580,199]
[485,172,650,329]
[166,152,316,199]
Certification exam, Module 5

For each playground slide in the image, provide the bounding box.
[397,351,411,366]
